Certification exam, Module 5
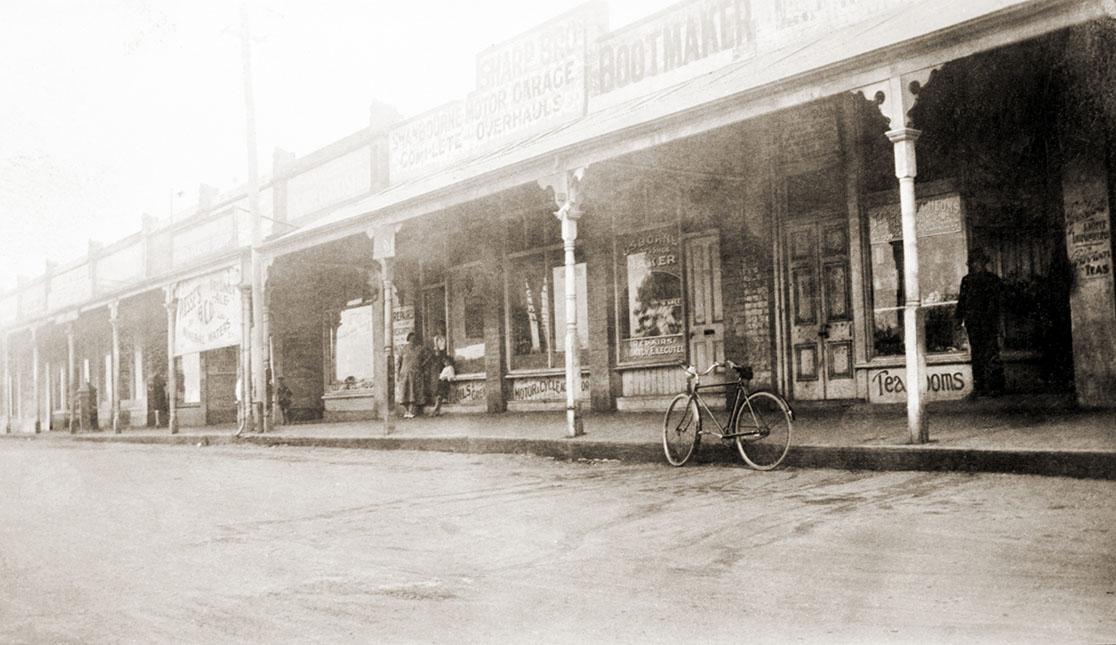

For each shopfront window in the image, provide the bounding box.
[868,193,967,356]
[330,303,375,391]
[450,264,486,374]
[175,352,201,404]
[507,248,588,371]
[615,225,686,364]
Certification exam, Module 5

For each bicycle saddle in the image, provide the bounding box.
[726,361,753,381]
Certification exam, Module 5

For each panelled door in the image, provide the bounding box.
[685,234,725,374]
[786,217,855,400]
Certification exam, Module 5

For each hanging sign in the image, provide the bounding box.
[174,267,242,356]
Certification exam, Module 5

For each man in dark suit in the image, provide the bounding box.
[956,248,1005,397]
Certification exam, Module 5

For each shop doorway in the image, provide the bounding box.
[205,346,238,424]
[786,217,856,400]
[684,234,725,374]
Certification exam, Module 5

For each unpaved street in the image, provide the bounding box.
[1,442,1113,643]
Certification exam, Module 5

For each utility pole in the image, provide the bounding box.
[238,4,268,433]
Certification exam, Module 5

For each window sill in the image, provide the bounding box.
[858,351,969,369]
[616,361,684,371]
[506,368,590,378]
[322,389,376,400]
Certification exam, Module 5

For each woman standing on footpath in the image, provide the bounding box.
[396,332,423,419]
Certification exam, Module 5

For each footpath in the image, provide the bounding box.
[5,393,1115,479]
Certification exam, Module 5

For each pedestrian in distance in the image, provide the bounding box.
[427,325,448,415]
[433,355,455,416]
[396,331,423,419]
[956,247,1005,397]
[276,377,292,425]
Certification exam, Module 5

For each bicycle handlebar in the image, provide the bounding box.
[680,360,739,378]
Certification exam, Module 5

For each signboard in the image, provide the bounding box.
[388,102,467,184]
[1065,178,1112,282]
[868,193,964,245]
[591,0,754,97]
[867,364,972,404]
[510,374,590,401]
[392,305,415,351]
[618,226,686,364]
[174,268,242,356]
[387,2,606,183]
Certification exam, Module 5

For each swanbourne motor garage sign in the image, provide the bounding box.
[388,1,607,183]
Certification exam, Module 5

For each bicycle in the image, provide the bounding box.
[662,360,793,470]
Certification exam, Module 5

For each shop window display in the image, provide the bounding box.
[450,266,486,374]
[868,194,967,357]
[507,249,588,371]
[329,303,375,391]
[175,352,201,404]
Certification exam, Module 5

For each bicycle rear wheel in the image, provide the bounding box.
[733,391,792,470]
[662,394,700,466]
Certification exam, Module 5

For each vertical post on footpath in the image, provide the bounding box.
[110,300,121,434]
[541,166,586,438]
[238,6,269,437]
[164,284,178,434]
[857,71,935,444]
[31,327,40,434]
[373,225,398,436]
[66,323,75,433]
[2,333,10,434]
[237,285,252,435]
[888,126,927,444]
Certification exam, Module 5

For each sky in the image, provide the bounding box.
[0,0,677,294]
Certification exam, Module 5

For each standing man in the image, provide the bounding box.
[276,377,292,425]
[956,248,1005,397]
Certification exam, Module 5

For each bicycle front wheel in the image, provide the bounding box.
[662,394,700,466]
[734,391,792,470]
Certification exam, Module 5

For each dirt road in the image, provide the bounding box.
[1,442,1113,643]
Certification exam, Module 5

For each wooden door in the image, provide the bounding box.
[685,234,725,373]
[786,218,855,400]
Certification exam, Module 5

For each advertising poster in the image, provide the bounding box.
[174,268,242,356]
[618,226,685,363]
[392,305,415,352]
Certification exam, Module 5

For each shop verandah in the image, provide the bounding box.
[5,3,1116,443]
[253,21,1116,444]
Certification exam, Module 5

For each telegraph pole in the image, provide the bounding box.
[238,5,268,433]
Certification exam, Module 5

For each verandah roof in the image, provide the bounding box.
[262,0,1106,256]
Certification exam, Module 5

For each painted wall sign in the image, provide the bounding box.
[1066,186,1112,282]
[387,2,606,183]
[449,378,486,405]
[388,102,467,183]
[866,364,972,404]
[591,0,753,97]
[174,268,242,356]
[510,374,591,401]
[286,146,373,220]
[868,193,964,245]
[468,2,603,143]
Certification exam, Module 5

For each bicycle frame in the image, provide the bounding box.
[687,377,755,441]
